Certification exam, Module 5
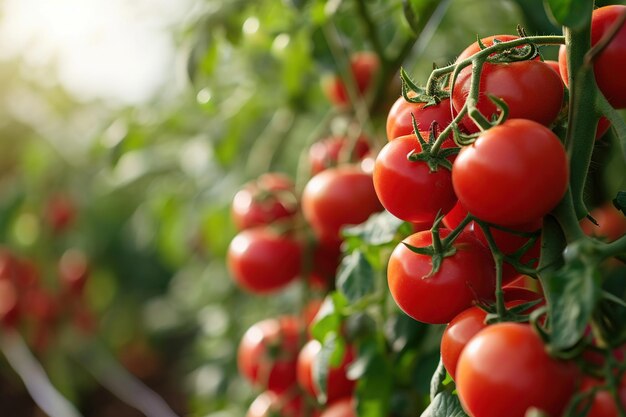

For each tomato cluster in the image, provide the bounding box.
[0,247,95,352]
[230,7,626,415]
[228,128,382,415]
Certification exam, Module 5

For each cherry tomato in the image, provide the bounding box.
[544,60,560,75]
[440,287,544,379]
[387,229,495,324]
[456,323,578,417]
[452,60,563,133]
[238,316,301,394]
[456,35,540,63]
[309,241,342,291]
[0,280,19,327]
[232,173,298,231]
[373,134,457,224]
[309,136,371,175]
[246,391,304,417]
[581,202,626,243]
[473,219,542,284]
[559,6,626,109]
[319,398,357,417]
[452,119,569,226]
[386,95,453,142]
[297,339,355,404]
[322,52,380,107]
[227,227,302,294]
[302,166,383,244]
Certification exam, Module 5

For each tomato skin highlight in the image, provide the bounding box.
[302,166,383,243]
[456,323,578,417]
[227,227,302,294]
[452,119,568,226]
[238,316,301,395]
[387,229,495,324]
[386,96,453,142]
[452,60,563,133]
[373,134,457,224]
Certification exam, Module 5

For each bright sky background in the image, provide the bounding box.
[0,0,197,105]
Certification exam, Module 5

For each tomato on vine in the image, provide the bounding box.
[231,173,298,231]
[558,5,626,109]
[387,229,495,324]
[386,95,453,142]
[322,52,380,107]
[452,119,568,226]
[452,60,563,132]
[456,323,579,417]
[238,316,302,394]
[373,134,457,224]
[302,166,382,244]
[455,35,541,63]
[227,227,302,294]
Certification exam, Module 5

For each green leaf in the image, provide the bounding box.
[429,358,447,400]
[543,0,592,30]
[421,390,469,417]
[613,191,626,215]
[384,313,428,353]
[353,339,393,417]
[336,251,376,304]
[311,292,348,342]
[342,211,411,246]
[313,333,346,404]
[545,259,601,350]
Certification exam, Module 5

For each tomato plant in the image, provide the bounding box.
[322,52,380,108]
[386,95,453,141]
[309,135,371,175]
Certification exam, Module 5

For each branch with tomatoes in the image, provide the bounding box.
[223,2,626,417]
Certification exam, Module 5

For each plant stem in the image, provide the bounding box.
[354,0,386,65]
[0,332,83,417]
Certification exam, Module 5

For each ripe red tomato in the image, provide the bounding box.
[440,287,543,379]
[386,95,453,142]
[373,134,457,224]
[238,316,301,394]
[544,60,561,75]
[232,173,298,231]
[581,202,626,243]
[246,391,305,417]
[297,339,355,404]
[302,166,383,244]
[322,52,380,107]
[456,35,540,63]
[452,119,569,226]
[473,219,542,284]
[227,227,302,294]
[58,248,89,295]
[309,136,371,175]
[456,323,578,417]
[559,6,626,109]
[387,229,495,324]
[452,60,563,133]
[319,398,357,417]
